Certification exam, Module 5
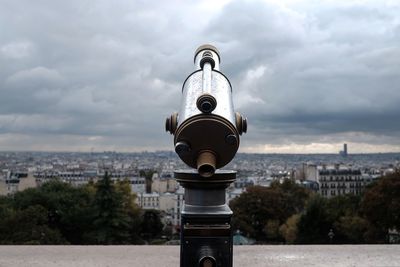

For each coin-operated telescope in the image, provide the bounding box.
[166,44,247,177]
[166,44,247,267]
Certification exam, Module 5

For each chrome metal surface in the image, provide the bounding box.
[175,46,241,170]
[179,70,235,126]
[202,62,212,95]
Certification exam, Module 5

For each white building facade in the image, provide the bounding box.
[318,168,364,198]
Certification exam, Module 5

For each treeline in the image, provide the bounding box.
[230,171,400,244]
[0,173,164,245]
[1,171,398,245]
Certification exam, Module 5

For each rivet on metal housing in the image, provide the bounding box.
[175,141,191,155]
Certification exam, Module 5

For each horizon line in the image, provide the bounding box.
[1,150,400,155]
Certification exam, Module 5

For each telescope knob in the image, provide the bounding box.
[165,112,178,134]
[235,112,247,135]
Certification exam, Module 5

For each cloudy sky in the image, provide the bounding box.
[1,0,399,153]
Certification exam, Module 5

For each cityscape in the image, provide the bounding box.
[1,145,399,238]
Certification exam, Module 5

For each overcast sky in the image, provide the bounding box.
[1,0,399,153]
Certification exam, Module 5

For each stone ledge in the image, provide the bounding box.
[0,245,399,267]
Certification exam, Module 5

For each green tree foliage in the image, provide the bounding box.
[232,173,399,244]
[0,173,146,245]
[115,180,142,243]
[326,194,361,220]
[325,194,366,243]
[296,195,331,244]
[264,219,280,240]
[271,179,311,215]
[0,205,66,244]
[230,186,283,241]
[230,179,311,242]
[140,209,163,241]
[361,171,400,243]
[11,180,96,244]
[88,172,140,244]
[296,193,370,244]
[279,214,300,244]
[333,215,369,244]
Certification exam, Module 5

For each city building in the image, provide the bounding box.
[318,165,364,198]
[172,186,185,228]
[152,176,178,194]
[0,171,37,196]
[129,176,146,194]
[137,192,160,209]
[339,143,348,157]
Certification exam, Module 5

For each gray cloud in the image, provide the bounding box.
[0,0,399,152]
[204,0,400,151]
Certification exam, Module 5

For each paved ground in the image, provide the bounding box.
[0,245,399,267]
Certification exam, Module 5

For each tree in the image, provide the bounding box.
[361,171,400,243]
[12,180,96,244]
[296,195,331,244]
[88,172,132,244]
[279,214,300,244]
[271,179,311,216]
[264,219,280,241]
[326,194,361,222]
[325,194,363,243]
[334,215,369,244]
[230,181,311,242]
[140,209,163,241]
[115,179,143,243]
[230,186,283,241]
[0,205,66,244]
[1,175,145,245]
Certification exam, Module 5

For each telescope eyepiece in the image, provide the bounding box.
[194,44,220,71]
[200,52,216,69]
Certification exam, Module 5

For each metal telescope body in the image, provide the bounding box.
[166,44,247,267]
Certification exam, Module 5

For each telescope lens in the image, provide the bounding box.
[197,151,216,177]
[202,258,213,267]
[199,256,216,267]
[198,164,215,177]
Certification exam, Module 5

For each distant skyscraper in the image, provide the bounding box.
[339,143,348,157]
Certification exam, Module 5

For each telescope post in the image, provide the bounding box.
[175,170,236,267]
[165,44,247,267]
